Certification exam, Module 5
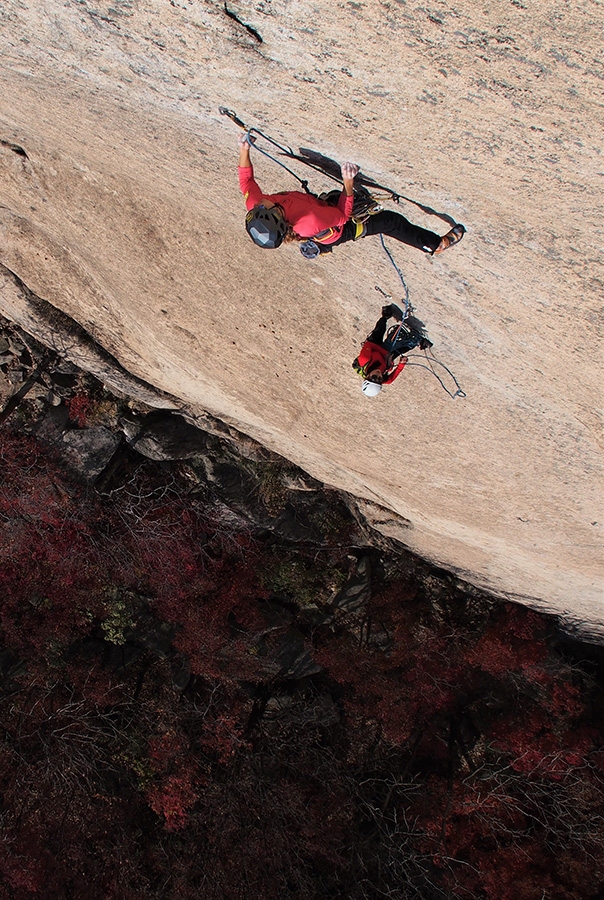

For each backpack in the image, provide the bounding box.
[385,325,422,355]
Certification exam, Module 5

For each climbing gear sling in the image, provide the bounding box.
[404,351,466,400]
[222,106,314,193]
[220,106,456,226]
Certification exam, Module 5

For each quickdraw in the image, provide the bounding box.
[220,106,313,193]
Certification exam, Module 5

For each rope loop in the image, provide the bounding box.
[405,351,466,399]
[378,236,465,400]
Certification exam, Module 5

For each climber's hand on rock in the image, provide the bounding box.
[341,162,359,180]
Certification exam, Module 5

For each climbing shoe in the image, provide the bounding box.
[433,223,466,255]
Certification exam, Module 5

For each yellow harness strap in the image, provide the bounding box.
[313,226,338,243]
[314,219,365,244]
[353,219,366,240]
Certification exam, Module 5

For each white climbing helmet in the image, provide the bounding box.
[362,380,382,397]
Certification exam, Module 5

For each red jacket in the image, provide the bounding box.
[238,165,354,245]
[357,341,405,384]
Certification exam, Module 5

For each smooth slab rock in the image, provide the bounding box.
[0,0,602,629]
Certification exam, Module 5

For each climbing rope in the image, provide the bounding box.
[221,107,457,226]
[241,131,312,193]
[404,351,466,399]
[221,106,314,193]
[377,236,465,399]
[219,106,444,215]
[378,234,411,319]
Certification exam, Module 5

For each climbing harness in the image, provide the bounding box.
[316,190,381,227]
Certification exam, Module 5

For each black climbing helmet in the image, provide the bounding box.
[245,204,287,249]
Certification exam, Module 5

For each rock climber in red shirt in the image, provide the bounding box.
[353,304,431,397]
[238,133,465,257]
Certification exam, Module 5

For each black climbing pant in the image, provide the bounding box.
[332,210,441,253]
[366,316,389,346]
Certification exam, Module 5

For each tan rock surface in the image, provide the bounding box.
[1,1,602,628]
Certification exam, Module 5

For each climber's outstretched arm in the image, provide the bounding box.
[340,161,359,196]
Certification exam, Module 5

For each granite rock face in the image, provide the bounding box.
[0,1,602,626]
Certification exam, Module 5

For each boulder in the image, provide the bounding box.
[61,426,121,481]
[331,555,372,615]
[122,411,211,460]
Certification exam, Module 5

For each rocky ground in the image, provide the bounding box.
[0,310,495,683]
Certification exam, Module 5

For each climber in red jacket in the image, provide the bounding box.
[238,133,465,257]
[238,133,357,249]
[353,304,431,397]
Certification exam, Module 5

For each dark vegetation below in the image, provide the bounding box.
[1,317,604,900]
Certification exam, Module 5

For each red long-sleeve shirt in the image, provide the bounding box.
[357,341,406,384]
[238,165,354,245]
